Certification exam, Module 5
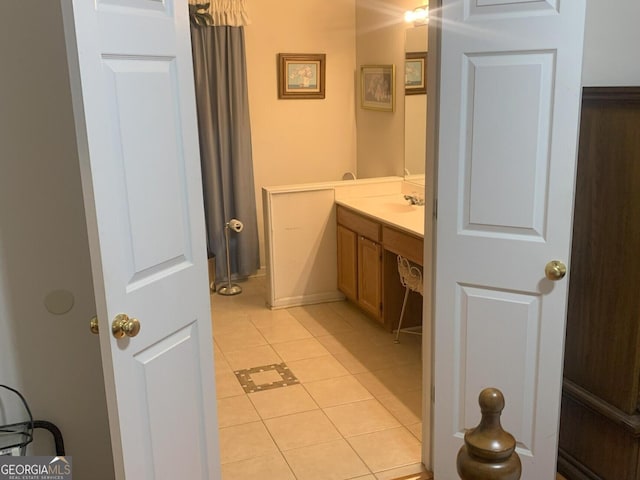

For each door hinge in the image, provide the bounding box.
[433,198,438,220]
[431,384,435,403]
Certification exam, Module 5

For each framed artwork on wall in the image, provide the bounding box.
[405,52,427,95]
[360,64,395,111]
[278,53,326,99]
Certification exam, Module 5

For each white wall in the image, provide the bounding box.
[0,2,114,477]
[583,1,640,86]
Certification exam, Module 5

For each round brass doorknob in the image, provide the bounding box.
[112,314,141,339]
[545,260,567,281]
[90,316,99,335]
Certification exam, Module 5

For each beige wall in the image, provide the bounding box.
[0,2,113,477]
[244,0,357,267]
[583,1,640,86]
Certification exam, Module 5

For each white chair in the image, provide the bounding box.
[394,255,423,343]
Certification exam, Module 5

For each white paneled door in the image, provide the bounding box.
[433,1,586,478]
[61,1,219,478]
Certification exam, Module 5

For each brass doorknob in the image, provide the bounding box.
[545,260,567,281]
[90,316,99,335]
[112,314,141,339]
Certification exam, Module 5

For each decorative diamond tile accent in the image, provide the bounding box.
[234,362,299,394]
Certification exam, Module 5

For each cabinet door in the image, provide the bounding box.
[337,225,358,302]
[358,236,382,321]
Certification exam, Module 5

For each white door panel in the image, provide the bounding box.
[62,0,219,478]
[434,0,585,478]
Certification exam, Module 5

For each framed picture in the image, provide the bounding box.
[278,53,326,99]
[405,52,427,95]
[360,65,395,112]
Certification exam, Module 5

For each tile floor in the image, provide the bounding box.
[211,276,427,480]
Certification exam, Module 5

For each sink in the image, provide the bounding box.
[380,202,418,213]
[337,194,425,237]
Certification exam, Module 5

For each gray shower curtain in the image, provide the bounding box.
[190,17,259,283]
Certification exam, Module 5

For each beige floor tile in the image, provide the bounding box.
[212,312,252,335]
[352,371,395,398]
[252,315,313,344]
[250,369,284,385]
[265,409,342,451]
[219,421,279,464]
[332,346,399,375]
[215,323,268,353]
[215,368,245,399]
[374,463,428,480]
[271,337,331,362]
[283,439,370,480]
[355,366,421,398]
[221,452,296,480]
[326,300,365,319]
[213,352,233,375]
[287,355,350,383]
[249,384,318,419]
[347,427,422,473]
[217,394,260,428]
[376,388,423,425]
[213,341,225,359]
[407,422,422,442]
[360,326,397,347]
[289,306,355,336]
[349,476,377,480]
[249,308,298,327]
[323,399,400,437]
[316,331,379,355]
[223,344,282,370]
[304,375,373,408]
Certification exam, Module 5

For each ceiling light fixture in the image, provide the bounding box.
[404,4,429,25]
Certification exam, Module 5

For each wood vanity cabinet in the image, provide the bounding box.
[557,87,640,480]
[336,204,423,330]
[336,206,383,322]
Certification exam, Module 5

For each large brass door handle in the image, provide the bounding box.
[545,260,567,281]
[112,314,141,339]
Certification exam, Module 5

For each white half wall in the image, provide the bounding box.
[263,177,405,308]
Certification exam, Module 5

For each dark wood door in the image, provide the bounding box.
[558,87,640,480]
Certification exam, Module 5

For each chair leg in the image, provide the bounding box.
[394,286,411,343]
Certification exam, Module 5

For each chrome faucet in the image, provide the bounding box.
[404,193,425,206]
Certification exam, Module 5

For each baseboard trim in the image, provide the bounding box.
[557,448,604,480]
[267,291,345,309]
[389,473,432,480]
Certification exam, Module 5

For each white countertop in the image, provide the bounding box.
[336,194,425,237]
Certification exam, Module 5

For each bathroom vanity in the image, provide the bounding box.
[335,195,425,332]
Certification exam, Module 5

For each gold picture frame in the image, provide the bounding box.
[278,53,326,99]
[360,64,395,111]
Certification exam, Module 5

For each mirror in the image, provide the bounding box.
[404,25,428,181]
[355,5,428,183]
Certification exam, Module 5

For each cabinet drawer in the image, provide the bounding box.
[382,226,423,266]
[337,205,380,242]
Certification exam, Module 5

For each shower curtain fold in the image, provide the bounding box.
[190,22,259,283]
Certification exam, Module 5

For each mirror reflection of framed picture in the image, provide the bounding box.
[278,53,326,99]
[360,64,395,112]
[405,52,427,95]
